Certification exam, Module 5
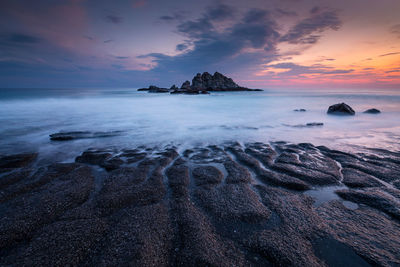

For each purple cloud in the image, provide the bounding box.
[280,9,341,44]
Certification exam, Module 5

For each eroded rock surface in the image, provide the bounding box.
[1,142,399,266]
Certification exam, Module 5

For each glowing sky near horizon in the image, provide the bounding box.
[0,0,399,89]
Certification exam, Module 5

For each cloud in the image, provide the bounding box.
[0,33,41,46]
[105,15,123,24]
[390,24,400,38]
[1,0,89,52]
[275,8,297,17]
[115,56,129,59]
[139,5,280,76]
[160,15,175,21]
[176,43,188,51]
[111,64,124,69]
[84,35,94,41]
[280,9,341,44]
[266,62,354,76]
[379,52,400,57]
[204,3,235,22]
[385,68,400,74]
[104,39,113,43]
[310,6,320,14]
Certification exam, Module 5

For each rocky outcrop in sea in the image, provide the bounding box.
[327,103,355,115]
[138,72,262,94]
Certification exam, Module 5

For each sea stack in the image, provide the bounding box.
[138,72,262,94]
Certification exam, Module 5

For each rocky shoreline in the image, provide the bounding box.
[138,72,262,94]
[1,141,399,266]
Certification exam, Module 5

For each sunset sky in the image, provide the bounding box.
[0,0,399,89]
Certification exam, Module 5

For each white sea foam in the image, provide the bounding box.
[0,88,399,161]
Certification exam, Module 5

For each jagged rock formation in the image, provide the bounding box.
[180,80,191,90]
[138,72,262,94]
[191,72,240,90]
[1,142,400,266]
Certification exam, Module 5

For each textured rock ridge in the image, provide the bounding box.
[1,142,399,266]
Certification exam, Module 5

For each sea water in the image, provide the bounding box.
[1,88,399,162]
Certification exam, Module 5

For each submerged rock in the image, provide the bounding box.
[286,122,324,128]
[50,131,122,141]
[363,108,381,114]
[0,153,37,170]
[306,122,324,127]
[327,103,355,115]
[75,150,113,166]
[148,85,169,93]
[138,85,170,93]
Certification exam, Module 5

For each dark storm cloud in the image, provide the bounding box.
[0,33,41,46]
[280,9,341,44]
[105,15,123,24]
[141,6,280,75]
[268,62,353,75]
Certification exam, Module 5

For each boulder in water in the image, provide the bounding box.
[363,108,381,114]
[327,103,355,115]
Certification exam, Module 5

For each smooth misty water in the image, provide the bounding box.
[1,88,400,162]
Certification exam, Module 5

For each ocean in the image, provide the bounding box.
[1,88,400,163]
